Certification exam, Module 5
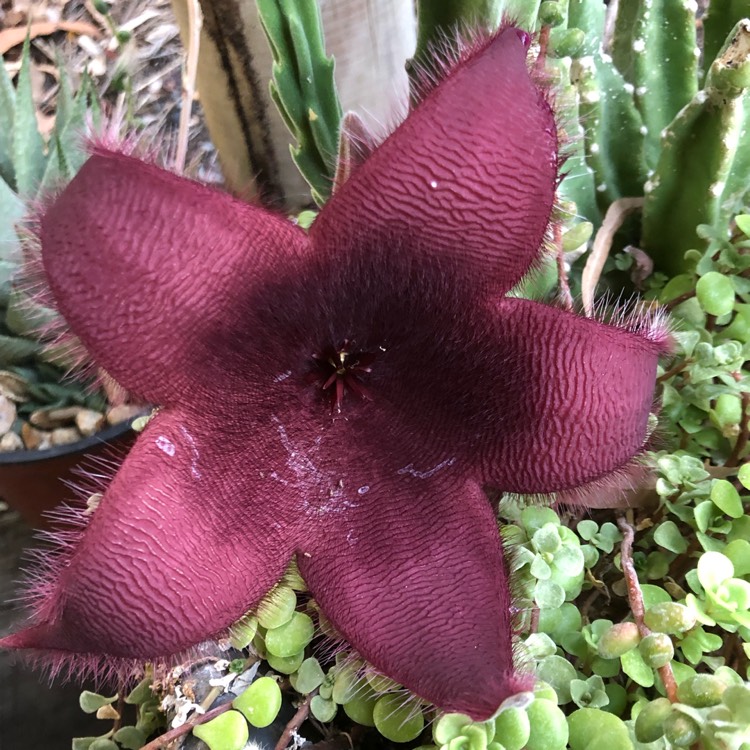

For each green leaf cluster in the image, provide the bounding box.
[0,38,105,425]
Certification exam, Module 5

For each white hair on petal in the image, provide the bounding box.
[589,291,673,349]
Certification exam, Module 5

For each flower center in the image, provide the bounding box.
[309,340,376,413]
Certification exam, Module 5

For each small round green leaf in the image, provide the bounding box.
[677,674,728,707]
[663,710,700,747]
[621,648,655,688]
[643,602,696,635]
[257,586,297,629]
[310,695,337,722]
[638,632,674,668]
[711,479,744,518]
[634,698,672,743]
[264,611,314,657]
[79,691,118,714]
[696,272,735,317]
[294,657,326,694]
[192,710,249,750]
[738,463,750,489]
[493,706,530,750]
[567,708,632,750]
[535,655,576,704]
[113,727,147,750]
[734,214,750,235]
[524,699,568,750]
[267,650,304,675]
[434,713,472,745]
[343,688,378,727]
[233,676,282,728]
[597,622,640,659]
[535,579,565,609]
[653,520,688,553]
[373,695,424,742]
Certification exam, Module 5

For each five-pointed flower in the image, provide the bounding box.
[1,27,668,720]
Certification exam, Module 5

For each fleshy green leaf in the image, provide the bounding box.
[11,36,46,196]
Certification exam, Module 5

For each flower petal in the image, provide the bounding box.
[297,467,529,720]
[311,27,557,292]
[477,298,667,494]
[1,409,297,667]
[40,149,310,403]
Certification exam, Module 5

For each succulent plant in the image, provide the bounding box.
[0,40,133,452]
[527,0,750,276]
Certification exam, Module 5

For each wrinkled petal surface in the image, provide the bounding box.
[3,23,666,723]
[41,150,310,404]
[311,27,557,293]
[3,410,298,659]
[298,466,528,720]
[476,298,667,494]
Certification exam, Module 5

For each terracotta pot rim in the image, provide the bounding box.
[0,419,137,466]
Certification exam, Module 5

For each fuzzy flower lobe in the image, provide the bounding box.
[2,28,667,720]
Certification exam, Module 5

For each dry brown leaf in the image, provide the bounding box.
[0,19,101,56]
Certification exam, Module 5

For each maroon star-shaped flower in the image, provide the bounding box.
[2,28,667,719]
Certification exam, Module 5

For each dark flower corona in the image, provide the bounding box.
[1,27,668,720]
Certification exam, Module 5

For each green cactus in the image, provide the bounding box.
[531,0,750,275]
[704,0,750,64]
[611,0,698,170]
[641,20,750,276]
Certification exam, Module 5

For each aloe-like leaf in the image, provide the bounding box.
[0,175,24,261]
[0,56,16,187]
[0,333,40,365]
[41,77,92,191]
[40,131,72,191]
[0,259,19,307]
[5,288,59,337]
[60,76,94,174]
[11,36,47,197]
[86,72,102,128]
[54,57,74,134]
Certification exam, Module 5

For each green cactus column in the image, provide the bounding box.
[641,21,750,276]
[611,0,698,171]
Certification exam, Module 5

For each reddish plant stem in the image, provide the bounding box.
[140,703,232,750]
[656,358,690,384]
[535,25,550,75]
[664,290,695,311]
[726,390,750,467]
[112,692,126,733]
[617,516,679,703]
[275,690,318,750]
